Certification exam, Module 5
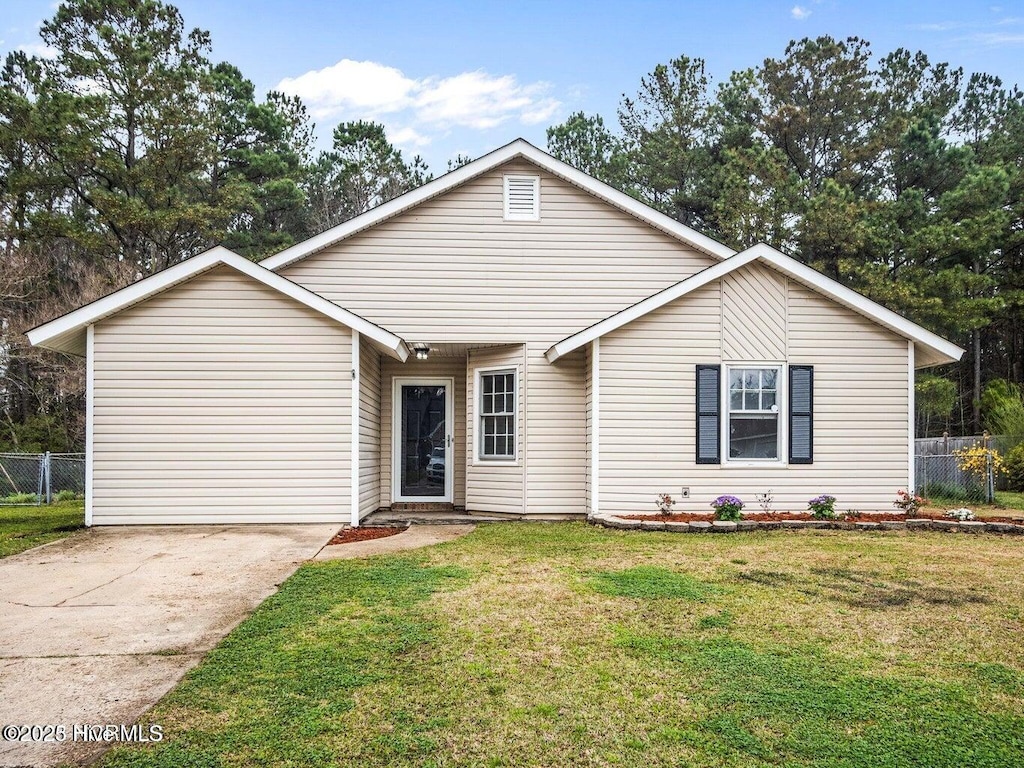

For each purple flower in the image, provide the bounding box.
[711,495,744,509]
[809,494,835,505]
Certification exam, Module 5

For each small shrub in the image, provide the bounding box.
[946,507,975,521]
[54,489,83,502]
[2,492,38,504]
[755,490,773,514]
[953,444,1006,485]
[1005,443,1024,492]
[807,494,836,519]
[920,481,985,503]
[711,495,744,521]
[894,489,926,514]
[656,493,675,515]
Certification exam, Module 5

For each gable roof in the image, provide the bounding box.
[27,246,410,361]
[258,138,737,272]
[544,242,965,368]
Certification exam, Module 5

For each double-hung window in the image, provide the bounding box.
[727,366,781,460]
[478,369,516,460]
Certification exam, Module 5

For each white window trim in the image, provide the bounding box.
[721,362,787,468]
[474,366,519,463]
[503,174,540,221]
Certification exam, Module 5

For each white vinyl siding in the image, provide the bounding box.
[359,337,382,519]
[280,158,714,347]
[599,262,909,513]
[526,342,588,517]
[91,265,352,524]
[467,345,525,514]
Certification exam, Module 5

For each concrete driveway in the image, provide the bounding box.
[0,523,337,768]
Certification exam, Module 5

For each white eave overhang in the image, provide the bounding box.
[545,242,965,369]
[26,245,410,361]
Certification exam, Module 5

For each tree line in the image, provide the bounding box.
[2,2,1022,450]
[0,0,435,451]
[547,38,1023,439]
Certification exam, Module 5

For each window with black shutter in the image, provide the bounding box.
[696,365,721,464]
[789,365,814,464]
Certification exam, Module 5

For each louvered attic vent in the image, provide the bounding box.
[504,175,540,221]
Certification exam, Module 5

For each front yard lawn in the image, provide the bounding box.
[0,500,85,558]
[105,523,1023,768]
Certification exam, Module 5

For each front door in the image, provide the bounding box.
[392,378,454,502]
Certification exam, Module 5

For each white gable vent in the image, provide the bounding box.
[504,175,540,221]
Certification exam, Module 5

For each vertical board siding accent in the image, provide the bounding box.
[722,262,787,361]
[91,265,352,524]
[526,342,587,517]
[380,356,466,509]
[599,263,909,513]
[467,345,526,514]
[281,158,716,348]
[359,337,382,519]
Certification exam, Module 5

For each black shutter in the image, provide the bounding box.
[789,365,814,464]
[696,365,721,464]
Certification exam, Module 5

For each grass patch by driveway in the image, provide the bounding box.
[103,524,1024,768]
[0,500,85,558]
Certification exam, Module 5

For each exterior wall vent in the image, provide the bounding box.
[503,175,540,221]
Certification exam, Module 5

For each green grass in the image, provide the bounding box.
[0,500,85,558]
[996,490,1024,510]
[103,524,1024,768]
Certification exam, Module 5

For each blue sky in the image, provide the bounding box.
[3,1,1023,171]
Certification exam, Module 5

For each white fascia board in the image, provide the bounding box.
[754,247,965,365]
[545,242,965,366]
[225,252,409,361]
[545,249,761,362]
[259,139,736,272]
[27,245,409,361]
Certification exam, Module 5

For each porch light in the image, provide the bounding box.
[412,343,431,360]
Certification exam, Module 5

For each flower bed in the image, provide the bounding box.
[622,511,1024,525]
[590,512,1024,535]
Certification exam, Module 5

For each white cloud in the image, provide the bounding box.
[277,59,561,138]
[277,59,417,120]
[966,31,1024,45]
[17,42,56,59]
[387,125,432,148]
[791,5,811,20]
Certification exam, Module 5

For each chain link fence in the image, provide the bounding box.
[914,434,1012,503]
[0,452,85,505]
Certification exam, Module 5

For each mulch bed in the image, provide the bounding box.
[327,525,407,545]
[624,511,1024,524]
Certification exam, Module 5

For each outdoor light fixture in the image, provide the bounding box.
[411,343,431,360]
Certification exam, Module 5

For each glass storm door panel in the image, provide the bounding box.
[400,384,447,499]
